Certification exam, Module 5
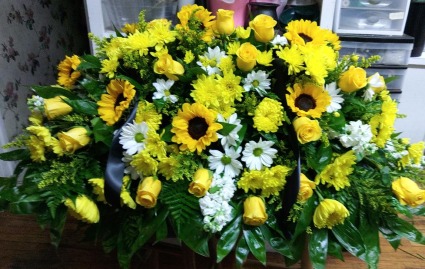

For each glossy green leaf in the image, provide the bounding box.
[78,55,101,70]
[80,78,103,99]
[327,240,344,261]
[217,215,242,262]
[332,220,366,261]
[116,74,144,91]
[261,224,293,258]
[387,216,425,245]
[91,117,114,146]
[64,99,98,115]
[32,85,78,99]
[307,144,333,172]
[217,122,237,136]
[155,220,168,243]
[360,219,380,268]
[8,194,44,214]
[243,227,266,265]
[309,229,328,269]
[235,235,250,268]
[49,205,68,248]
[379,226,401,250]
[179,215,211,257]
[327,112,346,132]
[0,149,29,161]
[293,196,315,239]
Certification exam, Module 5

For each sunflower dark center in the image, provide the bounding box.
[295,94,316,111]
[114,93,126,108]
[299,33,313,43]
[188,117,208,140]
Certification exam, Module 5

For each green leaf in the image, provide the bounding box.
[243,227,266,266]
[327,112,346,132]
[0,149,29,161]
[360,220,380,268]
[49,205,68,248]
[80,78,104,99]
[91,117,114,146]
[309,229,328,269]
[293,196,315,239]
[116,74,144,91]
[179,215,211,257]
[78,55,102,70]
[8,194,44,214]
[307,144,333,172]
[235,235,250,268]
[32,85,78,99]
[64,99,98,115]
[387,216,425,245]
[261,224,293,258]
[155,220,168,243]
[217,214,243,262]
[217,122,236,136]
[379,226,401,250]
[332,220,366,261]
[327,240,344,261]
[161,125,173,143]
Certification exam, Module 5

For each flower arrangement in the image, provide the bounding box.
[1,4,425,269]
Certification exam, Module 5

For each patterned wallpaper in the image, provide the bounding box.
[0,0,89,176]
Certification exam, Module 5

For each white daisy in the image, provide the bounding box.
[196,46,227,76]
[208,146,243,178]
[271,34,288,47]
[325,82,344,113]
[217,113,242,147]
[242,70,271,97]
[119,120,149,155]
[242,138,277,170]
[152,78,178,103]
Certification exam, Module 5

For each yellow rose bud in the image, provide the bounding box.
[313,199,350,229]
[153,53,184,81]
[367,72,386,93]
[57,127,90,153]
[298,173,316,202]
[216,9,235,35]
[136,176,162,208]
[249,14,277,43]
[236,42,259,72]
[64,195,100,223]
[293,117,322,144]
[243,196,268,226]
[44,96,73,120]
[392,177,425,207]
[338,66,367,93]
[188,168,213,197]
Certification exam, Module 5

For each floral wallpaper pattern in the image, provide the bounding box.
[0,0,89,176]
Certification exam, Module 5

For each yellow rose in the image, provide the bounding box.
[216,9,235,35]
[293,117,322,144]
[136,176,162,208]
[188,168,213,197]
[313,199,349,229]
[243,196,268,226]
[44,96,73,120]
[392,177,425,207]
[249,14,277,43]
[338,66,367,93]
[64,195,100,223]
[153,53,184,81]
[298,173,316,202]
[367,72,386,93]
[236,42,259,72]
[57,127,90,153]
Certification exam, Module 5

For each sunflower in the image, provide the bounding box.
[171,103,222,154]
[57,55,81,88]
[284,20,340,49]
[97,79,136,126]
[286,83,331,118]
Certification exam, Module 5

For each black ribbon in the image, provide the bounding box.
[104,100,139,206]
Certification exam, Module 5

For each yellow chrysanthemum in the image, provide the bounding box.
[238,169,264,193]
[147,19,176,45]
[27,135,46,162]
[120,175,136,209]
[28,111,43,126]
[158,156,179,181]
[57,55,81,88]
[103,37,125,59]
[135,101,162,131]
[285,19,340,50]
[176,4,215,42]
[313,199,350,229]
[131,150,158,176]
[370,91,397,147]
[257,50,273,66]
[253,98,284,133]
[123,31,156,56]
[50,137,64,156]
[97,79,136,126]
[216,72,243,103]
[88,178,106,203]
[276,45,305,75]
[121,23,138,34]
[315,150,356,190]
[227,41,241,55]
[408,142,425,165]
[64,195,100,224]
[218,57,235,74]
[26,125,52,146]
[100,58,119,79]
[171,103,222,154]
[300,44,337,85]
[286,83,331,118]
[145,130,167,159]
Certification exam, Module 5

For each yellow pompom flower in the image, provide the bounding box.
[158,157,179,181]
[171,103,222,154]
[256,50,274,66]
[253,98,284,133]
[235,26,251,39]
[26,125,52,146]
[57,55,81,88]
[313,199,350,229]
[315,150,356,190]
[121,23,138,34]
[64,195,100,224]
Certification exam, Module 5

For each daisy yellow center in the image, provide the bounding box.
[188,117,208,140]
[135,133,145,143]
[295,94,316,111]
[221,155,232,165]
[164,90,171,97]
[253,148,263,157]
[253,80,260,87]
